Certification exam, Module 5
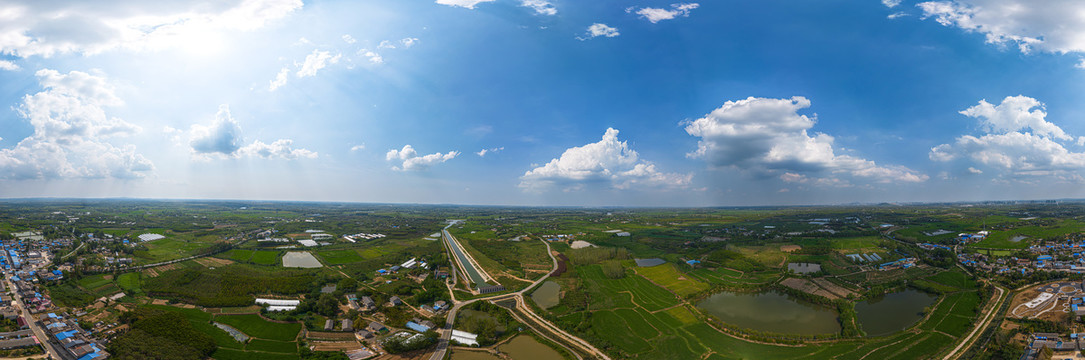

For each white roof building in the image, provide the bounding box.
[451,330,479,346]
[138,233,165,242]
[298,239,319,247]
[256,298,301,306]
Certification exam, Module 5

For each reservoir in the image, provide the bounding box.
[855,289,937,336]
[696,290,841,335]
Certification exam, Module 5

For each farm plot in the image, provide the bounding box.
[635,263,710,297]
[250,251,282,265]
[315,249,363,265]
[214,314,301,342]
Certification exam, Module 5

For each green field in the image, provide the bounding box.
[315,249,364,265]
[221,249,255,262]
[250,251,282,265]
[116,272,143,296]
[213,314,301,342]
[975,219,1083,249]
[635,263,710,297]
[245,339,297,354]
[134,238,213,264]
[144,305,244,350]
[212,348,300,360]
[925,270,977,290]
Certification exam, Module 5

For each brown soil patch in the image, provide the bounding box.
[307,332,358,341]
[195,257,233,267]
[102,275,113,280]
[812,277,857,298]
[310,341,361,351]
[154,263,179,273]
[142,268,160,278]
[780,277,839,300]
[780,245,802,253]
[151,299,169,305]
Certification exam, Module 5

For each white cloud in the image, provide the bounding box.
[521,0,557,15]
[0,60,18,71]
[0,0,303,58]
[882,0,903,7]
[0,69,153,179]
[269,67,289,91]
[401,38,420,48]
[684,96,927,184]
[296,50,341,78]
[887,12,909,19]
[350,144,365,152]
[435,0,495,9]
[476,147,504,157]
[635,3,699,24]
[960,95,1070,140]
[967,166,983,174]
[386,145,458,171]
[918,0,1085,55]
[342,34,356,44]
[378,40,396,49]
[239,139,317,159]
[519,128,692,191]
[580,23,620,40]
[189,104,316,160]
[358,49,383,64]
[930,96,1085,176]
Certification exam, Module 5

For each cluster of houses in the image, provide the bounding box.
[958,237,1085,274]
[376,257,428,276]
[877,257,917,271]
[1020,332,1085,360]
[42,312,108,360]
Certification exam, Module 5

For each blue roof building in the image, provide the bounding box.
[405,321,430,332]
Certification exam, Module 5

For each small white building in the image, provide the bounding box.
[451,330,479,346]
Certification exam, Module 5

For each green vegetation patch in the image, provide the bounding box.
[214,314,301,342]
[245,339,297,354]
[250,251,282,265]
[635,263,710,297]
[315,249,364,265]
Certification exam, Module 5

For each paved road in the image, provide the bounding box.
[8,275,64,360]
[429,239,609,360]
[942,284,1006,360]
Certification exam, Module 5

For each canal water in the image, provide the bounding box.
[855,289,937,336]
[696,290,841,335]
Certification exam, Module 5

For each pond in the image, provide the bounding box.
[282,251,323,268]
[855,289,937,336]
[531,281,561,309]
[634,258,666,267]
[696,290,841,335]
[497,335,564,360]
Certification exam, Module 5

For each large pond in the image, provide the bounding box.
[855,289,937,336]
[696,290,841,335]
[531,281,561,309]
[282,251,323,268]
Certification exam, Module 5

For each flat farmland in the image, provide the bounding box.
[214,314,301,341]
[635,263,710,297]
[315,249,364,265]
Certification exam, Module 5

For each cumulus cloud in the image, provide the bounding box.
[0,69,153,179]
[476,147,504,157]
[0,60,18,71]
[358,49,383,64]
[188,104,316,160]
[521,0,557,15]
[386,145,459,171]
[918,0,1085,55]
[882,0,903,7]
[634,3,699,23]
[580,23,620,40]
[519,128,692,191]
[269,67,289,91]
[401,38,419,48]
[378,40,396,49]
[435,0,495,9]
[350,144,365,152]
[0,0,303,58]
[930,96,1085,176]
[296,50,341,78]
[684,96,927,185]
[342,34,356,44]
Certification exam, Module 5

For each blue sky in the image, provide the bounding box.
[2,0,1085,206]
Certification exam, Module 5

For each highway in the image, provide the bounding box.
[428,238,610,360]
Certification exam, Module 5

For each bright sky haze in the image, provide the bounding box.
[2,0,1085,206]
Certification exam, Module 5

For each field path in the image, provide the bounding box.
[942,285,1006,360]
